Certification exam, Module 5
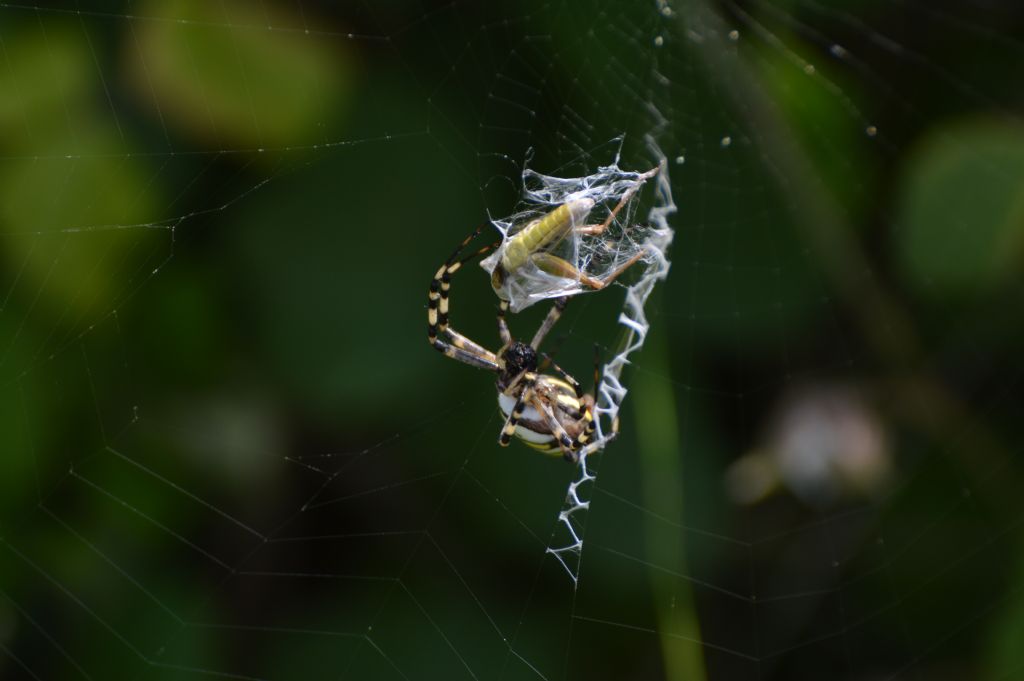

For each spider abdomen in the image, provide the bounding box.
[497,375,592,455]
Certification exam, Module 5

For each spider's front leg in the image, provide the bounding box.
[428,228,500,371]
[529,296,568,350]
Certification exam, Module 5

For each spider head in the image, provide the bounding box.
[498,341,537,388]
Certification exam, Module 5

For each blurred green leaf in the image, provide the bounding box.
[633,327,707,681]
[986,548,1024,680]
[761,36,875,225]
[0,149,161,320]
[129,0,354,148]
[895,119,1024,299]
[0,317,40,519]
[0,27,92,148]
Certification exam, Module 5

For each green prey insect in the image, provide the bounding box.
[487,165,660,305]
[427,172,656,459]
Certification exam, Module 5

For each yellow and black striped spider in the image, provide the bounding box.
[427,191,651,461]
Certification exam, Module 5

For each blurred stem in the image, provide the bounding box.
[633,327,707,681]
[682,0,1019,507]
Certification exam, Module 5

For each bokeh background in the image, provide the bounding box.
[2,1,1024,679]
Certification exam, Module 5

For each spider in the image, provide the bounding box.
[427,183,654,460]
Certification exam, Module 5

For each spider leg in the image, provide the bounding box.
[545,350,600,453]
[497,299,512,346]
[435,343,500,371]
[540,352,583,402]
[576,408,596,451]
[529,395,579,462]
[498,289,566,351]
[538,355,591,447]
[529,296,568,349]
[570,345,609,455]
[433,228,495,342]
[536,334,568,372]
[498,374,536,446]
[586,344,611,440]
[428,227,501,370]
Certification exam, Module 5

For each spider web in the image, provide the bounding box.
[3,1,1024,680]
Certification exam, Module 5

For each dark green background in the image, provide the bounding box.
[2,1,1024,679]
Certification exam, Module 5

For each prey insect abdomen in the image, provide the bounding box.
[502,198,595,271]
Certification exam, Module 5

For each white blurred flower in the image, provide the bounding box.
[726,385,891,508]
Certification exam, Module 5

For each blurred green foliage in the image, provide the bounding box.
[896,120,1024,298]
[128,0,352,148]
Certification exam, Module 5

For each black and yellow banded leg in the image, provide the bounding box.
[428,227,500,370]
[536,352,585,401]
[578,343,602,444]
[546,344,598,455]
[530,395,578,462]
[429,227,492,341]
[576,408,596,450]
[529,296,568,349]
[433,339,499,371]
[499,381,535,447]
[553,404,595,459]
